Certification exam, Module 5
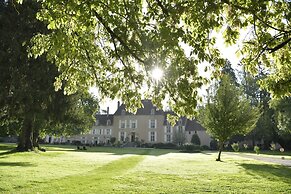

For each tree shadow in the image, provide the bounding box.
[201,151,216,155]
[46,146,181,156]
[0,149,17,157]
[240,163,291,184]
[0,161,34,167]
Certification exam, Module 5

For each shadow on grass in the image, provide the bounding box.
[0,161,34,167]
[240,163,291,183]
[43,145,181,156]
[0,149,17,157]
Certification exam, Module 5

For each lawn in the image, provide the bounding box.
[0,143,291,194]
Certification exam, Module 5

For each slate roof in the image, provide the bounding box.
[185,119,205,131]
[95,114,114,126]
[114,100,164,116]
[113,99,205,131]
[163,111,187,126]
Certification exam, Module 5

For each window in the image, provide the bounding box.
[150,131,156,142]
[166,125,171,133]
[107,119,111,126]
[177,126,183,132]
[131,120,137,129]
[150,108,155,115]
[189,131,191,134]
[120,120,126,129]
[120,131,125,141]
[92,129,96,135]
[106,129,111,135]
[99,129,103,135]
[149,119,156,129]
[121,109,126,115]
[166,134,171,142]
[81,136,86,144]
[95,120,99,126]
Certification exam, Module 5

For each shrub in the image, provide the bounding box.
[141,143,153,148]
[201,145,210,150]
[191,134,201,145]
[114,141,122,147]
[153,143,177,149]
[243,143,248,150]
[231,143,239,152]
[210,140,218,150]
[180,143,201,153]
[254,146,260,155]
[110,137,116,145]
[270,142,276,151]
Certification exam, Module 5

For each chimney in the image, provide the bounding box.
[117,101,120,109]
[107,107,109,117]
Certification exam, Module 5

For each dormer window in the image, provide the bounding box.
[107,119,111,126]
[150,108,155,115]
[121,109,126,116]
[95,120,99,126]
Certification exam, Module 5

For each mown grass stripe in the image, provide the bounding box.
[22,155,145,194]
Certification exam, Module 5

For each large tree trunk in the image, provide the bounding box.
[17,117,34,151]
[216,141,224,161]
[32,128,40,149]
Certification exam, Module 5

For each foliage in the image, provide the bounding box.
[180,143,201,153]
[110,137,116,145]
[241,70,278,149]
[0,0,99,151]
[210,139,218,150]
[254,146,260,155]
[152,143,177,149]
[190,133,201,145]
[18,0,291,119]
[200,75,259,161]
[270,142,276,151]
[201,145,210,150]
[231,143,240,152]
[172,130,186,145]
[243,143,249,150]
[270,97,291,135]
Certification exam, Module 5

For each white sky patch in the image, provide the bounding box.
[151,67,164,81]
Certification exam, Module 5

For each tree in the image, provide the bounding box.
[200,75,259,161]
[191,134,201,146]
[22,0,291,119]
[221,60,238,85]
[0,0,99,151]
[173,130,186,146]
[270,97,291,149]
[241,69,278,149]
[270,97,291,135]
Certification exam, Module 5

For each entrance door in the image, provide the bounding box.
[131,132,135,142]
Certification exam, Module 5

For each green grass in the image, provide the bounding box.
[0,143,291,193]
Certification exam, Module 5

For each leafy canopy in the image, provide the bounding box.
[26,0,291,117]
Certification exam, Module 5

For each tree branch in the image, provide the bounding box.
[92,10,145,64]
[267,37,291,53]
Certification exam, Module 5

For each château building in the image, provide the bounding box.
[46,100,212,146]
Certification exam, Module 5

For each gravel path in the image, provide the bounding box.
[228,153,291,167]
